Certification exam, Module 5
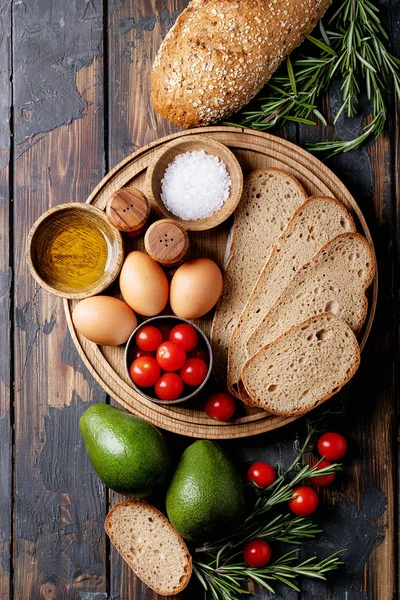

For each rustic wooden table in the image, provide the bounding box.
[0,1,398,598]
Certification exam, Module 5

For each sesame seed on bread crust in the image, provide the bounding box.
[151,0,332,128]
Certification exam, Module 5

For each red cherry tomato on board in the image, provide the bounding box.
[130,347,155,361]
[317,432,347,461]
[243,540,272,568]
[180,358,208,387]
[288,486,319,517]
[188,347,209,363]
[129,356,160,388]
[205,392,236,422]
[310,460,336,487]
[156,341,187,371]
[136,326,163,352]
[247,462,277,488]
[169,324,199,352]
[155,373,184,401]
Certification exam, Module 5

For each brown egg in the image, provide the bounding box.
[120,251,169,316]
[72,296,137,346]
[170,258,223,319]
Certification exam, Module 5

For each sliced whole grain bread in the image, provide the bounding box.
[228,196,356,399]
[105,500,192,596]
[245,233,375,372]
[241,313,360,415]
[211,168,307,386]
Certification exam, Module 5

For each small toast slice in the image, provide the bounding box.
[241,313,360,415]
[211,168,307,386]
[105,500,192,596]
[228,196,356,399]
[246,233,375,362]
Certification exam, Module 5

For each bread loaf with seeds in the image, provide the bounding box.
[151,0,332,128]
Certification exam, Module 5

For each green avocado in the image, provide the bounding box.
[79,404,171,497]
[166,440,245,542]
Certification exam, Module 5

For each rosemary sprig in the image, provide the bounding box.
[309,0,399,155]
[192,421,346,599]
[225,0,400,156]
[195,550,345,598]
[237,47,336,131]
[195,513,322,554]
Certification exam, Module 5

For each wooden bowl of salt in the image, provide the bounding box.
[145,136,243,231]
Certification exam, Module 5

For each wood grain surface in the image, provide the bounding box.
[0,1,12,598]
[106,188,150,233]
[1,0,398,599]
[12,0,108,597]
[144,219,190,266]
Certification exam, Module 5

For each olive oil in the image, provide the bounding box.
[36,213,111,292]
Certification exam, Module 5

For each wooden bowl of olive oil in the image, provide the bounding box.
[27,203,124,299]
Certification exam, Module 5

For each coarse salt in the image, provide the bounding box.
[160,150,231,220]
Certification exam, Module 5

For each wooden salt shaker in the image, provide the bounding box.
[144,219,189,267]
[106,188,150,236]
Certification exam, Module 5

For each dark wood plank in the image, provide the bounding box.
[12,0,109,596]
[295,4,397,595]
[0,1,12,598]
[106,0,187,169]
[392,0,400,596]
[106,2,198,598]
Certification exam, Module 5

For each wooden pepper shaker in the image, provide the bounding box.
[106,188,150,236]
[144,219,190,267]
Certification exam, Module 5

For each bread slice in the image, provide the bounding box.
[245,233,375,366]
[242,313,360,415]
[228,197,356,399]
[105,501,192,596]
[211,168,307,386]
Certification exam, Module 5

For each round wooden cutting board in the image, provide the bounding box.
[64,127,377,439]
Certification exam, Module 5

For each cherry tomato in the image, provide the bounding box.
[129,356,160,388]
[243,540,272,568]
[180,358,208,387]
[158,323,172,341]
[136,326,163,352]
[310,459,336,487]
[205,392,236,422]
[169,324,199,352]
[188,347,209,363]
[317,432,347,461]
[156,341,187,371]
[130,347,155,361]
[155,373,184,401]
[247,462,277,488]
[288,486,319,516]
